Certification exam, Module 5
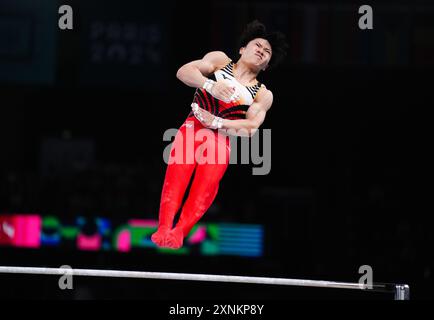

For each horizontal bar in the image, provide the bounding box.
[0,266,394,293]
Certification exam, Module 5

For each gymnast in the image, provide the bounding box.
[152,20,288,249]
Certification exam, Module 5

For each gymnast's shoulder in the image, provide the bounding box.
[201,51,232,68]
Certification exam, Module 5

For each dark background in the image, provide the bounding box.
[0,0,431,300]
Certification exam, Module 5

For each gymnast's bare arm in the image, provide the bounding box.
[176,51,235,102]
[192,87,273,137]
[221,88,273,137]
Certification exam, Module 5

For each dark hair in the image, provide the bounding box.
[238,20,289,70]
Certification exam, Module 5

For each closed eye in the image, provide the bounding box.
[257,42,271,54]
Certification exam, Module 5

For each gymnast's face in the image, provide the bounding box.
[239,38,272,71]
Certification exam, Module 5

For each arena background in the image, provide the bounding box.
[0,0,431,300]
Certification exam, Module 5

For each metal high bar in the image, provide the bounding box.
[0,266,410,300]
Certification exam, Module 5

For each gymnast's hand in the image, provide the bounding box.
[210,80,236,103]
[191,104,215,128]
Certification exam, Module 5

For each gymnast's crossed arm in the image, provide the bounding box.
[176,51,236,103]
[193,87,273,137]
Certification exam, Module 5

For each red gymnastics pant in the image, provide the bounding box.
[151,116,231,249]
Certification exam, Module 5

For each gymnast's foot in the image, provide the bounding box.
[165,226,184,249]
[151,225,171,247]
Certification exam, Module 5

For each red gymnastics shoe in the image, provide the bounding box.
[164,226,184,249]
[151,225,171,247]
